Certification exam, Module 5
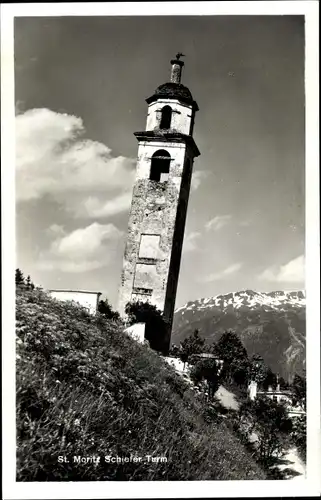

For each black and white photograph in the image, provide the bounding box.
[1,1,320,498]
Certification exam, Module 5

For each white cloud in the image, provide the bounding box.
[205,214,232,231]
[38,259,103,273]
[73,192,132,219]
[258,255,305,283]
[201,262,243,282]
[45,224,65,237]
[182,231,201,253]
[191,171,207,192]
[16,108,135,217]
[223,263,243,275]
[38,222,123,273]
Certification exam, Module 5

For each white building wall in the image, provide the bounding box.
[248,381,258,401]
[124,322,146,344]
[49,290,101,315]
[136,141,187,182]
[146,99,192,135]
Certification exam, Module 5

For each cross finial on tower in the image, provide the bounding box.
[175,52,185,60]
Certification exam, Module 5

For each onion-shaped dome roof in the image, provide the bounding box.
[146,82,198,110]
[154,82,193,100]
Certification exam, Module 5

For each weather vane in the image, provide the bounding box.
[175,52,185,60]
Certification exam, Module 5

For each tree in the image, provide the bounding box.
[98,299,120,321]
[216,330,247,364]
[179,329,205,368]
[168,343,180,357]
[238,396,292,466]
[26,275,35,290]
[291,373,306,411]
[216,331,249,386]
[291,414,306,460]
[249,354,267,386]
[262,367,277,391]
[15,268,25,286]
[125,300,159,325]
[125,300,168,353]
[279,376,290,390]
[190,358,222,400]
[231,358,250,387]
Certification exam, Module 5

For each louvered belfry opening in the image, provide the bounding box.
[159,105,172,129]
[149,149,171,182]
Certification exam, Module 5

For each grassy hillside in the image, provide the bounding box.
[16,288,266,481]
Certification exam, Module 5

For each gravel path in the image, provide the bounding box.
[215,385,240,411]
[271,447,306,480]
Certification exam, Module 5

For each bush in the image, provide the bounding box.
[291,373,306,411]
[237,396,293,467]
[168,343,180,357]
[98,298,120,321]
[125,300,169,353]
[291,415,306,461]
[16,287,266,481]
[190,359,222,400]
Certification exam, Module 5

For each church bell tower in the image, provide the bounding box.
[118,54,200,349]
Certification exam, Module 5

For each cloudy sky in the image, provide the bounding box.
[15,15,305,309]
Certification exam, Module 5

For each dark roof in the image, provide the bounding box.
[155,82,193,100]
[146,82,199,110]
[193,353,219,359]
[134,130,200,157]
[49,289,102,295]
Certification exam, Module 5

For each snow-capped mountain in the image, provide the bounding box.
[175,290,305,314]
[172,290,306,382]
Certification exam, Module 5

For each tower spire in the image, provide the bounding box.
[170,53,185,84]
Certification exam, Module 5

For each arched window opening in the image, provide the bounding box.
[150,150,171,182]
[159,106,172,129]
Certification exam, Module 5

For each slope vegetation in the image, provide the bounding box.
[16,288,266,481]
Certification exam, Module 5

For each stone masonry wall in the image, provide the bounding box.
[163,155,194,334]
[118,140,191,320]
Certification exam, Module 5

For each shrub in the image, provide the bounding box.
[237,396,292,467]
[190,359,222,400]
[125,300,169,353]
[291,415,306,461]
[291,373,306,411]
[98,298,120,321]
[168,343,180,357]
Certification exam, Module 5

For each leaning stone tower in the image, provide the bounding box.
[118,54,200,349]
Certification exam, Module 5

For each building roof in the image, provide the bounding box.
[257,390,293,396]
[193,353,219,359]
[48,289,102,295]
[154,82,193,101]
[146,82,199,110]
[134,130,200,157]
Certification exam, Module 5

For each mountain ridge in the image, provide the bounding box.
[172,289,306,382]
[175,289,305,314]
